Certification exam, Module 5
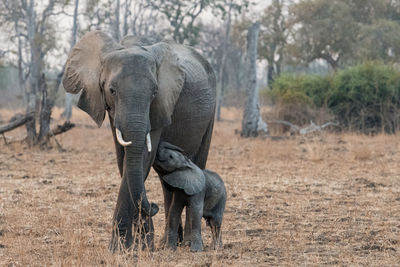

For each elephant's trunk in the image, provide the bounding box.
[124,129,156,217]
[113,126,156,220]
[111,118,158,250]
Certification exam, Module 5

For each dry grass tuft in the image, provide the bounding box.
[353,146,373,161]
[1,107,400,266]
[348,136,374,161]
[307,144,325,163]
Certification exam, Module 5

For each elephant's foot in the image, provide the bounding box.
[132,219,155,251]
[135,231,155,251]
[109,232,133,253]
[211,239,223,250]
[166,241,177,251]
[159,223,184,248]
[190,239,203,252]
[182,237,191,247]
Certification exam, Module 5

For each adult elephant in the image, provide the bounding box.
[63,31,216,250]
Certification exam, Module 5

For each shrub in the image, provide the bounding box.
[328,62,400,133]
[266,62,400,134]
[263,74,333,128]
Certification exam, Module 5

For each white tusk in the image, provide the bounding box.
[115,128,132,146]
[146,133,152,152]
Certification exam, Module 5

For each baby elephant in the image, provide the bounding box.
[154,141,226,252]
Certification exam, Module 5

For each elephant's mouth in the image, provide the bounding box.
[115,128,152,152]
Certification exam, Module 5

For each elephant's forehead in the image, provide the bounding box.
[102,48,156,70]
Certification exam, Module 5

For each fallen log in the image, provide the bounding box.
[299,121,339,135]
[0,112,34,134]
[48,121,75,137]
[271,120,339,135]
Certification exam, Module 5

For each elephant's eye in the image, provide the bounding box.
[110,88,116,96]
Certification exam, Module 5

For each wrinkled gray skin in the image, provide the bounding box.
[62,32,216,251]
[154,142,226,252]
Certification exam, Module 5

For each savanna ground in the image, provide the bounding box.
[1,107,400,266]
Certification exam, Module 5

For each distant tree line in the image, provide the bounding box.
[1,0,400,140]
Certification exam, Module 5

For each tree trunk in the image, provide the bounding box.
[241,22,268,137]
[113,0,121,41]
[25,0,39,146]
[64,0,79,121]
[123,0,131,36]
[14,18,25,97]
[216,0,233,121]
[38,74,52,144]
[267,64,275,87]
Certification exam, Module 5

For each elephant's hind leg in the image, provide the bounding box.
[209,219,222,249]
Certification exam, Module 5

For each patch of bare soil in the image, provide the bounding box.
[1,107,400,266]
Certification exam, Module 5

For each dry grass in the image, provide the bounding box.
[1,107,400,266]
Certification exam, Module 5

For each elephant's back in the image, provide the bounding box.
[160,45,216,166]
[174,45,215,118]
[173,45,216,101]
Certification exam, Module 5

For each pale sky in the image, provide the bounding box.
[0,0,271,77]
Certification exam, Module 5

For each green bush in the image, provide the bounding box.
[263,75,332,126]
[329,62,400,133]
[267,74,332,107]
[267,62,400,134]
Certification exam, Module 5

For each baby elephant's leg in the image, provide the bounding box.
[188,198,204,252]
[183,206,192,246]
[166,195,184,250]
[209,219,223,249]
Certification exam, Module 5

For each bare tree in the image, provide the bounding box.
[0,0,67,146]
[122,0,132,36]
[83,0,113,32]
[112,0,121,41]
[259,0,291,86]
[241,22,268,137]
[216,0,233,121]
[64,0,79,122]
[149,0,211,45]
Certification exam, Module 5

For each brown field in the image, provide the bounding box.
[1,107,400,266]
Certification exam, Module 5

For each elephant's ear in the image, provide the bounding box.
[162,167,205,196]
[63,31,122,127]
[147,42,185,129]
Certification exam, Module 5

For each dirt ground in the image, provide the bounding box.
[1,107,400,266]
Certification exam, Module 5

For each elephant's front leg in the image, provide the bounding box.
[166,194,184,250]
[160,182,184,246]
[109,175,135,252]
[183,206,192,246]
[110,129,162,252]
[188,197,204,252]
[132,210,155,251]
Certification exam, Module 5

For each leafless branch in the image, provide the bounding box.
[271,120,339,135]
[48,121,75,137]
[0,112,34,134]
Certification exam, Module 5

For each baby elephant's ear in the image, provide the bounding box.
[163,168,205,196]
